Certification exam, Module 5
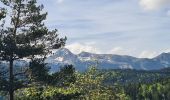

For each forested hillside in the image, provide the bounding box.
[1,66,170,100]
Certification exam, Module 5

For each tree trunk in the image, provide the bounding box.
[9,60,14,100]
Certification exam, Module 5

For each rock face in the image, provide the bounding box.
[45,48,170,71]
[1,48,170,72]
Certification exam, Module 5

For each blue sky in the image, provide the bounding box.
[39,0,170,58]
[2,0,170,58]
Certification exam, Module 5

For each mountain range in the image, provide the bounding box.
[1,48,170,72]
[45,48,170,72]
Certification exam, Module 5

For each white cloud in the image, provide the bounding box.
[65,43,100,54]
[109,47,126,55]
[140,0,170,10]
[139,51,158,58]
[108,47,136,56]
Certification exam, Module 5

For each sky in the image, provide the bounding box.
[40,0,170,58]
[2,0,170,58]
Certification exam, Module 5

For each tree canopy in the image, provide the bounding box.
[0,0,66,99]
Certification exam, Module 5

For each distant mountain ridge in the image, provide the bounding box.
[1,48,170,72]
[45,48,170,72]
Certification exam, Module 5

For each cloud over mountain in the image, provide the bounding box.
[65,43,100,54]
[139,51,157,58]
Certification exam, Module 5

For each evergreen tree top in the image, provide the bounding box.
[0,0,66,61]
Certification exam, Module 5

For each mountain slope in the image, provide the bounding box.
[1,48,169,72]
[45,48,170,71]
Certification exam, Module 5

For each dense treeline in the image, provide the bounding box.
[1,65,170,100]
[124,78,170,100]
[101,68,170,85]
[102,68,170,100]
[13,66,130,100]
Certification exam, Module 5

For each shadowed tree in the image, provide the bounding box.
[28,58,50,84]
[50,65,76,86]
[0,0,66,100]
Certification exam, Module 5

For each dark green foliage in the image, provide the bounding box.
[15,67,130,100]
[0,0,66,99]
[13,66,170,100]
[0,67,8,92]
[29,58,50,84]
[50,65,76,86]
[102,69,170,85]
[123,79,170,100]
[14,65,80,100]
[102,68,170,100]
[28,63,76,86]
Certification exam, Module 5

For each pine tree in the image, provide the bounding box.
[0,0,66,100]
